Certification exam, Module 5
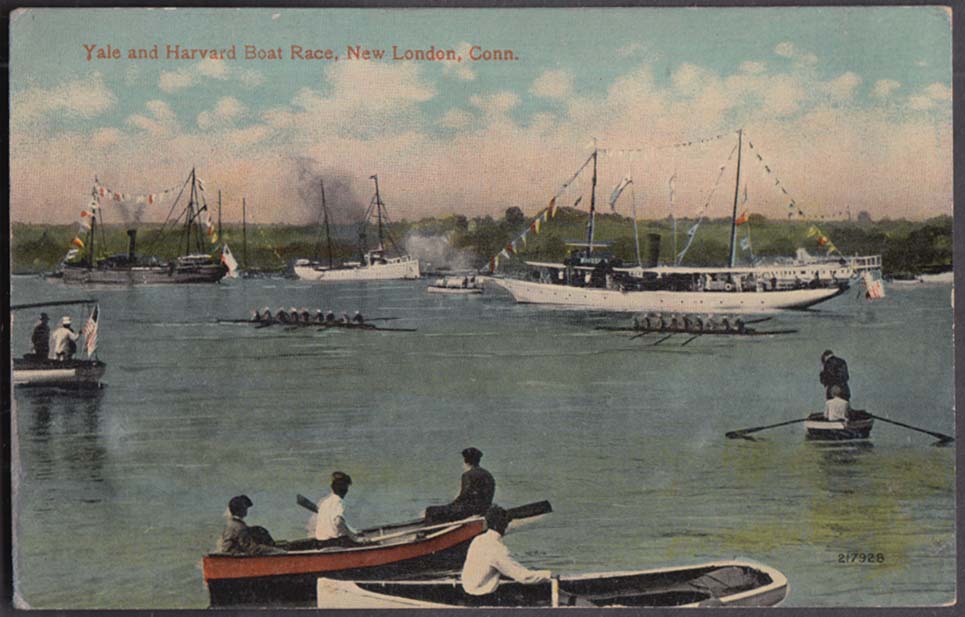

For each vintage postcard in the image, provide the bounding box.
[8,6,954,609]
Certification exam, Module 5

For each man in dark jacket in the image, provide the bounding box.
[819,349,851,401]
[218,495,284,555]
[425,447,496,523]
[31,313,50,359]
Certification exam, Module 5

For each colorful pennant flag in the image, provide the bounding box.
[735,211,749,226]
[71,237,85,249]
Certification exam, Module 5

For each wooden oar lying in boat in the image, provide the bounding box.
[866,413,954,445]
[726,418,809,439]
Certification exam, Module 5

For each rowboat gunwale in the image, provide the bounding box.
[316,560,789,608]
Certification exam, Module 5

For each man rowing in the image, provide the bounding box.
[461,506,551,597]
[31,313,50,359]
[425,447,495,523]
[314,471,363,546]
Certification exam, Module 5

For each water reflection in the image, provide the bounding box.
[15,388,108,486]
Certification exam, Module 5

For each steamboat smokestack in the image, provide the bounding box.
[647,233,661,267]
[127,229,137,260]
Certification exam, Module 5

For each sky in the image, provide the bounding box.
[9,7,953,225]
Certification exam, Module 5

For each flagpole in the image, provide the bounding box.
[242,197,248,270]
[728,129,743,268]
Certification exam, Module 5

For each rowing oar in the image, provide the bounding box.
[726,417,809,439]
[629,330,653,340]
[743,317,772,325]
[681,334,701,346]
[297,494,319,513]
[652,333,675,346]
[867,413,954,445]
[297,495,551,522]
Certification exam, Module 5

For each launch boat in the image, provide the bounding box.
[203,500,550,607]
[11,299,105,389]
[56,169,228,285]
[293,175,420,282]
[486,130,875,314]
[316,560,788,608]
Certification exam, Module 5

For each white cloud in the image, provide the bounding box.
[616,42,644,58]
[530,69,573,99]
[159,59,263,93]
[90,128,122,149]
[441,42,476,81]
[127,99,179,137]
[824,71,862,101]
[872,79,901,98]
[469,91,520,115]
[774,42,796,58]
[923,82,952,101]
[439,108,473,129]
[12,73,116,124]
[739,61,766,75]
[197,96,247,130]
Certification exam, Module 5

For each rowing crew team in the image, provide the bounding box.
[632,313,747,334]
[250,307,365,325]
[217,447,550,596]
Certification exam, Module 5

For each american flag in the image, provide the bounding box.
[83,305,100,357]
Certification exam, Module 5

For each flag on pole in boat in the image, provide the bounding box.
[83,305,99,357]
[608,175,633,210]
[221,244,239,278]
[862,272,886,300]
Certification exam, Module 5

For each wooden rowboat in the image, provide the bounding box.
[316,560,788,608]
[805,410,873,441]
[203,501,550,607]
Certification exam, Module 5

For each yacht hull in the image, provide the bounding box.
[293,258,420,282]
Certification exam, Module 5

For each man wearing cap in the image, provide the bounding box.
[461,505,551,596]
[819,350,851,401]
[314,471,361,545]
[426,447,496,523]
[218,495,284,555]
[50,316,80,361]
[31,313,50,359]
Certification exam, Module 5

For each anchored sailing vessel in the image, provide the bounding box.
[57,169,228,284]
[487,131,876,314]
[293,176,420,282]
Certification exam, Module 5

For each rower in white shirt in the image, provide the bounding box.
[824,385,851,422]
[461,505,551,596]
[314,471,362,545]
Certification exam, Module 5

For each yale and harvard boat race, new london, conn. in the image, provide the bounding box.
[8,6,954,612]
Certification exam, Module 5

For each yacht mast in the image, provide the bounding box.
[585,147,598,256]
[728,129,744,268]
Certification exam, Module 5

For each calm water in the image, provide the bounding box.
[10,275,955,608]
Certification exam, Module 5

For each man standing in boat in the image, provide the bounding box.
[50,316,80,361]
[461,505,551,596]
[819,349,851,400]
[425,447,495,523]
[31,313,50,359]
[314,471,362,546]
[218,495,284,555]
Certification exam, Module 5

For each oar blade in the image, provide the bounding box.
[297,493,319,513]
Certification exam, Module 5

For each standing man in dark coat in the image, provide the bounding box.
[820,349,851,401]
[426,447,496,523]
[31,313,50,359]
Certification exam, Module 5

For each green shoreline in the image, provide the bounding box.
[11,212,952,277]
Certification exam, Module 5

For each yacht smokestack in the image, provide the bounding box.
[647,233,661,267]
[127,229,137,260]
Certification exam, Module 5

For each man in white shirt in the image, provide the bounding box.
[314,471,361,544]
[461,505,551,596]
[825,385,851,422]
[50,316,80,361]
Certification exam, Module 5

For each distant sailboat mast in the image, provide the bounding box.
[372,174,385,252]
[320,179,334,268]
